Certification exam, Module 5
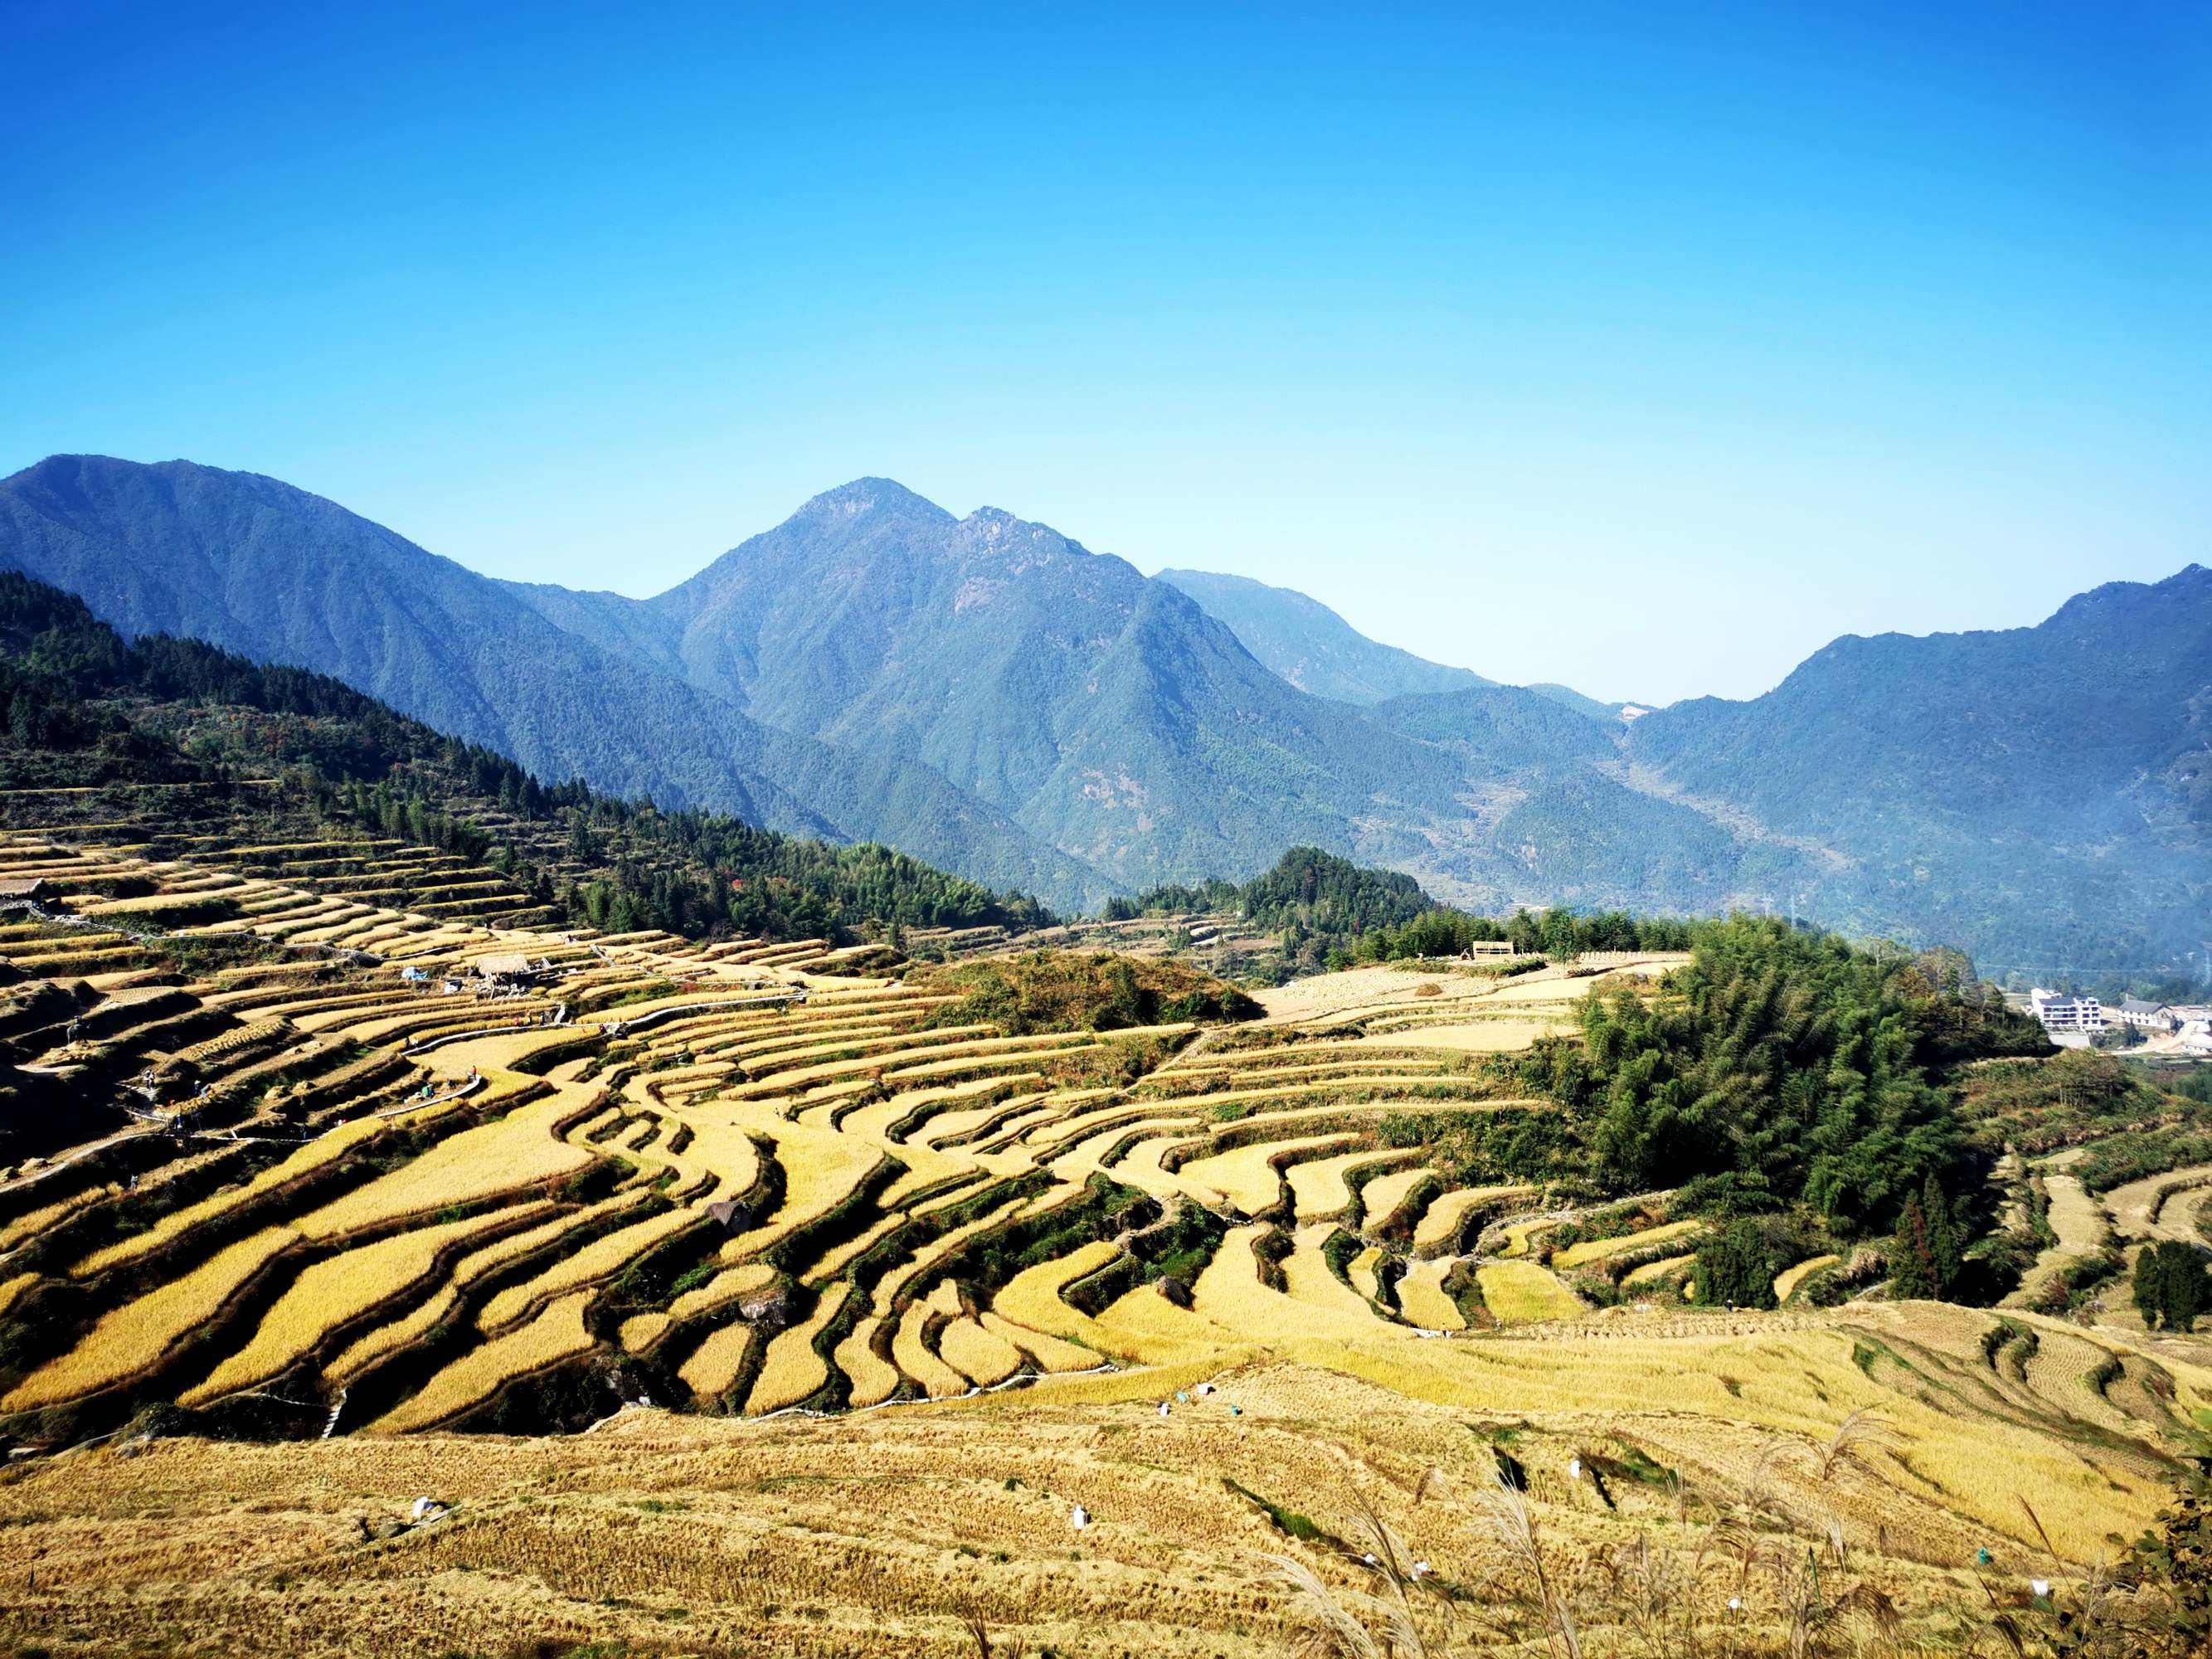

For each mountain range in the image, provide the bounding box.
[2,454,2204,975]
[1154,568,1640,724]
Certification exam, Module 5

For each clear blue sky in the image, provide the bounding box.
[4,1,2203,703]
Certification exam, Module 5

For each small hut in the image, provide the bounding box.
[472,951,543,989]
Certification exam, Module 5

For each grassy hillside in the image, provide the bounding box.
[0,710,2206,1657]
[910,950,1262,1036]
[3,1336,2206,1658]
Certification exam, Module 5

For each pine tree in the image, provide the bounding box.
[2137,1241,2211,1332]
[1889,1194,1938,1299]
[2135,1245,2165,1326]
[1694,1220,1777,1309]
[1922,1174,1962,1297]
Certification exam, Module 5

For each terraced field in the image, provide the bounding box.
[0,1303,2200,1658]
[0,832,2205,1654]
[2003,1152,2112,1311]
[0,826,1760,1449]
[0,830,1634,1438]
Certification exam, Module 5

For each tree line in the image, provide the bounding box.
[1123,843,1696,971]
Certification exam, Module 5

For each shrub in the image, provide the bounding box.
[911,950,1261,1035]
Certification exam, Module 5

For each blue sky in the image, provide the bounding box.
[3,1,2203,703]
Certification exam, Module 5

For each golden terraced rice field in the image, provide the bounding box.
[0,840,2202,1658]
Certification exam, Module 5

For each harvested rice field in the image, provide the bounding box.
[0,839,2204,1657]
[0,1311,2200,1658]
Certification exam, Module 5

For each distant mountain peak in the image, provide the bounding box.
[2015,562,2210,634]
[960,504,1081,551]
[20,453,271,489]
[1156,566,1491,707]
[791,476,952,525]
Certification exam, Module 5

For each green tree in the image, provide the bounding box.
[1916,1174,1964,1297]
[1694,1220,1777,1309]
[1889,1192,1940,1299]
[2135,1241,2212,1333]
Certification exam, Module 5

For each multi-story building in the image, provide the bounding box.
[2029,987,2105,1037]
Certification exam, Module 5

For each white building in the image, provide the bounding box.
[2114,998,2176,1032]
[2030,988,2105,1037]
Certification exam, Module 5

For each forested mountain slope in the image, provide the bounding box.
[1626,564,2212,971]
[0,457,1113,908]
[0,571,1053,946]
[525,480,1480,888]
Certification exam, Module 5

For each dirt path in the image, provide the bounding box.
[0,1123,151,1201]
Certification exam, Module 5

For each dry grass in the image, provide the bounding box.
[477,1206,698,1333]
[1347,1244,1385,1302]
[1395,1255,1466,1330]
[1189,1224,1410,1350]
[1553,1217,1703,1269]
[1773,1252,1840,1303]
[0,1345,2189,1658]
[294,1093,588,1239]
[184,1207,547,1404]
[323,1193,651,1382]
[1357,1164,1433,1229]
[1414,1183,1534,1251]
[937,1314,1024,1387]
[892,1290,970,1399]
[834,1316,899,1407]
[71,1119,383,1278]
[1175,1132,1356,1214]
[1622,1251,1698,1287]
[711,1110,886,1263]
[2105,1161,2212,1243]
[1288,1146,1418,1219]
[663,1260,778,1325]
[977,1310,1097,1373]
[2003,1170,2112,1310]
[990,1239,1118,1345]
